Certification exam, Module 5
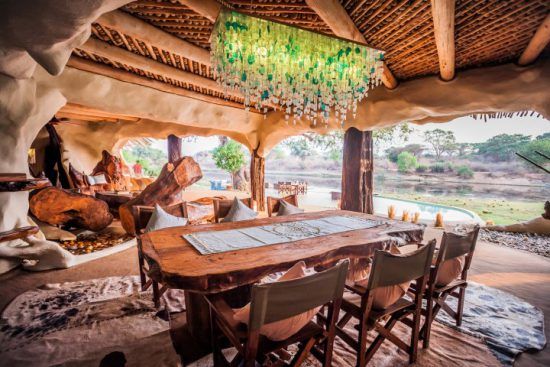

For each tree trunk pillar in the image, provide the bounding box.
[341,128,374,214]
[167,134,182,163]
[250,148,265,212]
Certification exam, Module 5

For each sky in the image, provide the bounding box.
[149,115,549,154]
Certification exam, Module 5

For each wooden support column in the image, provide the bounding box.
[341,128,373,214]
[431,0,456,81]
[167,134,182,163]
[250,148,265,212]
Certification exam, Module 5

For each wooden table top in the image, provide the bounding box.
[141,210,424,293]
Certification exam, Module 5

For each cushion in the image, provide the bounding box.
[233,261,321,341]
[221,197,257,223]
[276,199,304,216]
[145,204,188,233]
[355,245,411,310]
[92,174,108,185]
[434,255,465,287]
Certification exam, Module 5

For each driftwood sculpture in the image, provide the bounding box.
[91,150,125,190]
[119,156,203,234]
[29,187,114,231]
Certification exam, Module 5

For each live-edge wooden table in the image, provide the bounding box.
[141,210,424,355]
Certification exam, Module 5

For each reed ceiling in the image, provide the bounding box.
[70,0,550,112]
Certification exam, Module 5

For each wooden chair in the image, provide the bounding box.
[132,202,188,308]
[206,260,349,367]
[266,194,299,217]
[336,241,436,366]
[421,225,480,348]
[212,197,255,223]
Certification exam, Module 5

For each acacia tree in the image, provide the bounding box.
[423,129,458,159]
[475,134,532,162]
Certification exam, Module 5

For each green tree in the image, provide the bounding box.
[212,140,246,176]
[397,151,417,173]
[386,144,425,163]
[519,136,550,168]
[475,134,531,161]
[284,137,313,159]
[121,145,166,177]
[423,129,458,159]
[457,165,474,179]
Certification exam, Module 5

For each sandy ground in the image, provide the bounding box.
[0,227,548,366]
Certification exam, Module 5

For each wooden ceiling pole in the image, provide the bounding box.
[176,0,221,21]
[78,38,243,98]
[305,0,398,89]
[518,14,550,66]
[430,0,456,81]
[96,10,211,66]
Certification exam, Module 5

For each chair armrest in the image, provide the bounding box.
[0,226,39,242]
[345,282,367,295]
[206,294,241,330]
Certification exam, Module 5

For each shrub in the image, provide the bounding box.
[445,162,454,172]
[430,162,446,173]
[397,151,417,173]
[415,164,428,173]
[457,165,474,179]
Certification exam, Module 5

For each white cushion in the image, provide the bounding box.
[145,204,188,232]
[92,174,108,185]
[221,197,257,222]
[277,199,304,216]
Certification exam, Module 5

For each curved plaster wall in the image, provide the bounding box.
[0,0,131,273]
[35,57,550,162]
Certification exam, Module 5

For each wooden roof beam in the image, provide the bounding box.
[77,37,242,98]
[96,10,211,66]
[431,0,456,81]
[518,14,550,66]
[66,56,256,112]
[305,0,398,89]
[176,0,221,22]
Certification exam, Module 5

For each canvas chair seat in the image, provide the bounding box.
[433,278,467,294]
[342,291,415,325]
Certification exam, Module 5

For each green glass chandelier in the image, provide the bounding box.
[211,9,385,125]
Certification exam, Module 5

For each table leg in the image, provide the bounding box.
[184,291,211,349]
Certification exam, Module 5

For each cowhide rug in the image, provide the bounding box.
[436,282,546,366]
[0,276,184,367]
[0,277,545,367]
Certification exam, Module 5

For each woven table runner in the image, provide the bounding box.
[183,215,385,255]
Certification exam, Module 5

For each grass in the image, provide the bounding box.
[381,192,543,225]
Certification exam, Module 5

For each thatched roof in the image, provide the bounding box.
[66,0,550,112]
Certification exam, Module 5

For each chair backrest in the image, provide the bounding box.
[438,225,480,262]
[366,240,436,290]
[132,202,188,234]
[266,194,299,217]
[213,198,254,223]
[248,260,349,331]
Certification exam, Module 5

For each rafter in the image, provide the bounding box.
[431,0,456,81]
[305,0,398,89]
[176,0,221,22]
[518,14,550,66]
[96,10,211,66]
[77,37,241,98]
[66,57,256,112]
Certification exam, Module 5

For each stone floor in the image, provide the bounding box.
[0,228,548,366]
